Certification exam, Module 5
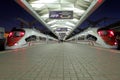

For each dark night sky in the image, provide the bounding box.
[0,0,120,32]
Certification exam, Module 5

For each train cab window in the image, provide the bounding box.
[14,32,25,37]
[98,30,108,36]
[98,30,114,37]
[8,31,25,37]
[8,29,25,37]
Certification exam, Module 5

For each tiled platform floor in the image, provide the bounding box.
[0,43,120,80]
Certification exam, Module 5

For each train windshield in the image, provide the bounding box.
[8,29,25,37]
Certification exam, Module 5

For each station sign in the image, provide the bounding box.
[49,11,73,19]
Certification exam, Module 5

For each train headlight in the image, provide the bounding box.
[114,42,118,45]
[14,43,18,46]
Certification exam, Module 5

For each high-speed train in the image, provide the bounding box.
[68,27,120,49]
[6,28,57,49]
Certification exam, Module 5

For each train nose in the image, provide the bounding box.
[7,31,25,46]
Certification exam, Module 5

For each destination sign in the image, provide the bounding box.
[49,11,73,19]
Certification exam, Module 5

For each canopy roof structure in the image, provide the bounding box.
[15,0,104,40]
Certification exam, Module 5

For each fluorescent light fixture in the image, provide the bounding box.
[41,14,49,18]
[72,18,79,23]
[31,0,59,3]
[84,0,91,2]
[47,20,57,24]
[50,24,59,28]
[66,22,75,26]
[31,3,45,9]
[74,8,85,14]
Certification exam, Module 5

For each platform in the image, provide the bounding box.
[0,43,120,80]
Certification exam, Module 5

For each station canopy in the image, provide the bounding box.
[16,0,104,40]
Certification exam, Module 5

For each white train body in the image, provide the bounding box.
[68,27,119,49]
[6,28,57,49]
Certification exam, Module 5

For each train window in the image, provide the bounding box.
[42,37,46,40]
[49,39,52,41]
[78,36,85,40]
[39,37,46,40]
[86,34,97,41]
[39,37,42,40]
[25,35,36,42]
[72,39,75,41]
